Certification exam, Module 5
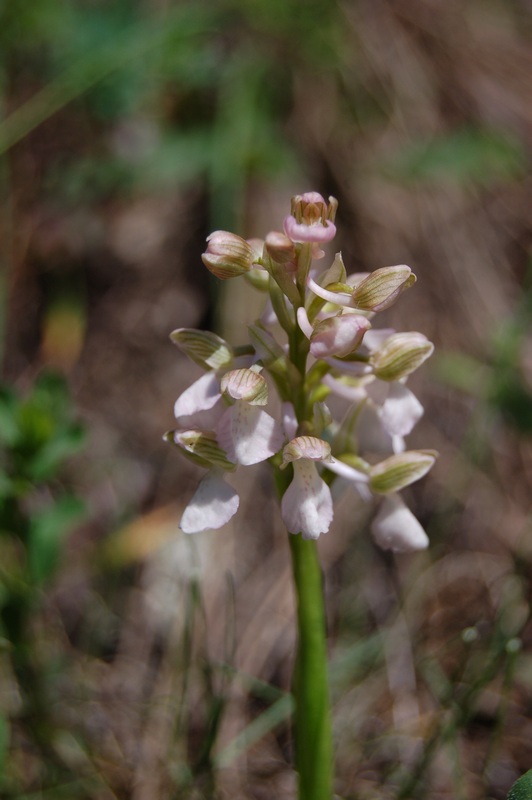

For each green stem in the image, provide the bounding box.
[277,242,333,798]
[289,535,334,800]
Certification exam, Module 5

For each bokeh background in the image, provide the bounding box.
[1,0,532,798]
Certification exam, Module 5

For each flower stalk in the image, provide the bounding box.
[289,534,333,799]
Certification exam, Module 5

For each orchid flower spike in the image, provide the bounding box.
[166,191,436,550]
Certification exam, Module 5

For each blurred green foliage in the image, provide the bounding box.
[0,372,85,793]
[384,127,526,186]
[0,0,345,223]
[0,370,85,592]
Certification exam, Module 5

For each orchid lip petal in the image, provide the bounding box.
[379,383,424,438]
[281,460,333,539]
[284,217,337,244]
[216,403,284,466]
[371,494,429,553]
[180,470,239,533]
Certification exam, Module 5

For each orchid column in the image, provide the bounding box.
[166,192,437,798]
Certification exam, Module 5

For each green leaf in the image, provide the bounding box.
[28,495,85,585]
[507,770,532,800]
[215,694,293,768]
[28,424,86,481]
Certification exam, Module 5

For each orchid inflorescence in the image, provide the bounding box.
[166,192,437,552]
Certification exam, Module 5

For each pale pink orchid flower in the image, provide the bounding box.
[174,368,285,533]
[284,192,337,244]
[281,436,335,540]
[323,375,424,454]
[280,436,371,539]
[215,368,284,466]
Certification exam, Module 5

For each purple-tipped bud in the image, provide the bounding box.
[202,231,255,279]
[284,192,338,244]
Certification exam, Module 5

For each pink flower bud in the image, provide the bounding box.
[265,231,297,270]
[310,313,371,359]
[284,192,338,244]
[201,231,255,279]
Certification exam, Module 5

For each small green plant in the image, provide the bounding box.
[0,371,85,789]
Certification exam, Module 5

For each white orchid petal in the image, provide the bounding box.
[281,460,333,539]
[323,374,368,403]
[174,372,221,421]
[326,458,372,501]
[296,306,314,339]
[216,403,284,466]
[363,329,396,352]
[371,494,429,553]
[357,401,395,454]
[282,402,298,441]
[307,276,355,308]
[325,357,373,376]
[379,383,424,438]
[326,457,369,485]
[180,471,239,533]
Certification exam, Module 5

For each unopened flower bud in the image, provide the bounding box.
[352,265,416,312]
[170,328,233,370]
[310,313,371,359]
[202,231,255,279]
[369,449,437,494]
[265,231,296,267]
[220,368,268,405]
[372,332,434,381]
[284,192,338,244]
